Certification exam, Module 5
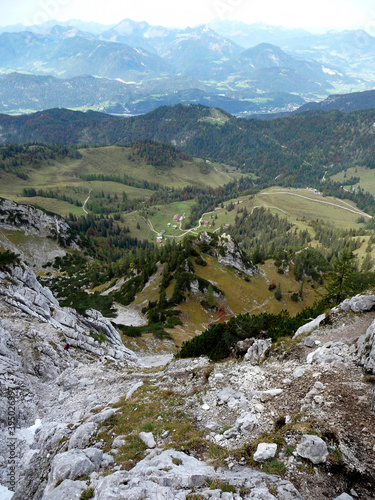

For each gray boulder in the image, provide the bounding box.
[357,320,375,374]
[244,339,272,364]
[47,448,101,488]
[88,408,115,425]
[217,386,244,403]
[306,341,350,365]
[253,443,277,462]
[296,434,328,464]
[260,389,283,402]
[304,337,318,348]
[138,432,156,448]
[41,479,86,499]
[248,488,277,499]
[129,449,214,488]
[333,494,354,500]
[338,294,375,313]
[68,422,97,450]
[292,366,307,379]
[235,412,259,432]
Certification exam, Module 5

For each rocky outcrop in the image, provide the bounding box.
[357,319,375,374]
[0,198,76,247]
[293,313,326,339]
[306,340,355,366]
[2,256,375,500]
[198,231,257,277]
[39,449,303,500]
[0,263,139,365]
[244,338,272,363]
[337,294,375,314]
[216,233,257,276]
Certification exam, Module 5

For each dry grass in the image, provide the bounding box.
[96,381,228,471]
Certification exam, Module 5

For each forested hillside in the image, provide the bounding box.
[2,105,375,189]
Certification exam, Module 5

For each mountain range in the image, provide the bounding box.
[0,18,373,116]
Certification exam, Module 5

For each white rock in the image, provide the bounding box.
[244,338,272,364]
[339,294,375,313]
[254,404,265,413]
[292,366,307,379]
[260,389,283,402]
[112,436,126,448]
[68,422,97,450]
[139,432,156,448]
[41,479,86,499]
[217,387,243,402]
[235,412,259,432]
[253,443,277,462]
[47,448,100,489]
[293,314,326,339]
[126,381,143,400]
[304,337,317,348]
[296,434,328,464]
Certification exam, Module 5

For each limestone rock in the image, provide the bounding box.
[244,338,272,364]
[0,198,75,246]
[41,479,86,500]
[304,337,318,348]
[306,341,351,365]
[234,338,255,356]
[88,408,115,425]
[248,487,277,499]
[296,434,328,464]
[333,494,354,500]
[260,389,283,402]
[293,314,326,339]
[47,448,100,489]
[217,386,244,403]
[357,320,375,374]
[0,263,140,366]
[338,294,375,313]
[217,233,257,276]
[292,366,307,379]
[139,431,156,448]
[235,412,259,432]
[68,422,97,450]
[112,436,126,448]
[253,443,278,462]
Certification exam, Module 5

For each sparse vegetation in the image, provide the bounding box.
[80,487,95,500]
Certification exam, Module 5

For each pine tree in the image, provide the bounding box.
[325,246,358,304]
[274,284,282,301]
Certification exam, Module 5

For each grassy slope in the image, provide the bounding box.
[0,145,244,219]
[332,166,375,197]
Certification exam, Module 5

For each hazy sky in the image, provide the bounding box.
[3,0,375,34]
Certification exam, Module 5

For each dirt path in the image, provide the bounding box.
[261,190,372,218]
[82,189,92,215]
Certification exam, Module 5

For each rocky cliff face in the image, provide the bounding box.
[0,198,75,243]
[200,231,258,276]
[1,261,375,499]
[0,198,79,268]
